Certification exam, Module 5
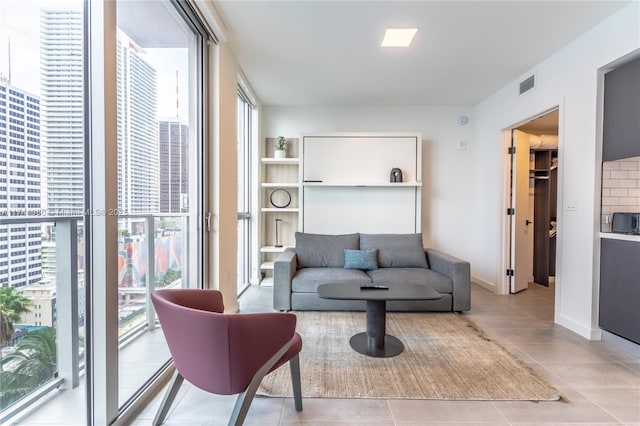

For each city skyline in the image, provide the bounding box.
[1,2,191,291]
[0,0,190,120]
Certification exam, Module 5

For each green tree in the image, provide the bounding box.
[158,269,182,287]
[0,328,57,407]
[0,287,32,346]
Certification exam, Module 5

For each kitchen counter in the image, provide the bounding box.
[600,232,640,242]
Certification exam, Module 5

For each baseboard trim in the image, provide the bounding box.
[471,275,495,292]
[557,314,601,340]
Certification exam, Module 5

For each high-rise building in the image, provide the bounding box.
[40,8,84,216]
[41,12,159,217]
[159,120,188,213]
[117,30,159,214]
[0,79,43,288]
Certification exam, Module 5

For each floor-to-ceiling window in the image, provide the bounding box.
[0,1,87,422]
[114,0,207,413]
[237,89,253,294]
[0,1,210,423]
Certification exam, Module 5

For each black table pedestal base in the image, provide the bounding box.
[349,332,404,357]
[348,299,404,358]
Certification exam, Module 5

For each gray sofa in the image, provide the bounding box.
[273,232,471,312]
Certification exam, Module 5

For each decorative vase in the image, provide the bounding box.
[274,149,286,159]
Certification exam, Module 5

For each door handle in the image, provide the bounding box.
[205,212,212,232]
[525,220,532,226]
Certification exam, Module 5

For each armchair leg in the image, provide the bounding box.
[289,354,302,411]
[229,388,255,426]
[153,370,184,426]
[228,337,296,425]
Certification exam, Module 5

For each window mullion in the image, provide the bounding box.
[86,0,120,424]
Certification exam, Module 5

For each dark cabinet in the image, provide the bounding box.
[599,239,640,344]
[602,56,640,161]
[532,149,557,286]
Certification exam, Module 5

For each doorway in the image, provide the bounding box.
[508,109,559,294]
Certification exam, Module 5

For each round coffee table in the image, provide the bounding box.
[317,282,442,358]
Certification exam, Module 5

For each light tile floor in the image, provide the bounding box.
[130,283,640,426]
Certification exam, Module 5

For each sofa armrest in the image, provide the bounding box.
[426,249,471,311]
[273,248,297,311]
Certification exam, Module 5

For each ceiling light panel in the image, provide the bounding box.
[381,28,418,47]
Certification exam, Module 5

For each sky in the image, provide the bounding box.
[0,0,190,120]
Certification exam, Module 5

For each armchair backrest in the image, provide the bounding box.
[151,289,297,395]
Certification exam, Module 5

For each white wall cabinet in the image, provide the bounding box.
[301,133,422,234]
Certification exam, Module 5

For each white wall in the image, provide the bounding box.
[473,2,639,338]
[263,106,476,269]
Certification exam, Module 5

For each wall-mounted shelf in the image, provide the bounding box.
[261,158,299,165]
[260,245,292,253]
[260,261,274,270]
[302,182,422,187]
[261,208,300,213]
[261,182,300,188]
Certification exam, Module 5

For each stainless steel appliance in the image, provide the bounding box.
[611,212,640,235]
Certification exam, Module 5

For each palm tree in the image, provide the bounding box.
[0,287,32,346]
[1,311,13,347]
[0,328,57,407]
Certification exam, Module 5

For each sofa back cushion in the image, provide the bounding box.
[360,233,428,268]
[295,232,360,268]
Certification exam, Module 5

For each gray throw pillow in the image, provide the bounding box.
[344,249,378,270]
[295,232,360,268]
[360,233,428,268]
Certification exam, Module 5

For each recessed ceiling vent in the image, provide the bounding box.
[519,75,535,95]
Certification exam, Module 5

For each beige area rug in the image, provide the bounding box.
[258,311,561,401]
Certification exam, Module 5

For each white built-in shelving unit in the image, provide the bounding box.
[258,138,300,285]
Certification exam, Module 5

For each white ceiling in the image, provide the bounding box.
[213,1,630,107]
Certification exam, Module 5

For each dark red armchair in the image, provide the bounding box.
[151,289,302,425]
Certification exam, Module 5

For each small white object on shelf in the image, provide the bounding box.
[274,136,286,158]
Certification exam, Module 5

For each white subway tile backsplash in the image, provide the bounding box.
[619,197,637,205]
[603,161,620,170]
[619,160,639,170]
[601,157,640,221]
[602,197,620,206]
[603,179,619,188]
[618,179,637,188]
[610,188,628,197]
[610,170,629,179]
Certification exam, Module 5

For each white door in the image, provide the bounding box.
[510,130,532,293]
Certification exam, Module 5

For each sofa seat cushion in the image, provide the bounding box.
[295,232,360,268]
[292,267,372,293]
[366,268,453,294]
